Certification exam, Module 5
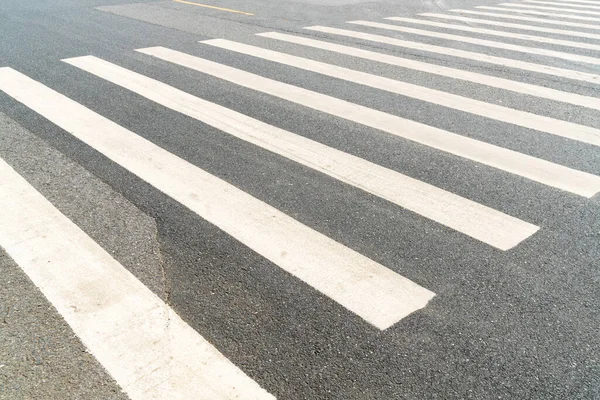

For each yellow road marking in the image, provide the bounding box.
[172,0,254,15]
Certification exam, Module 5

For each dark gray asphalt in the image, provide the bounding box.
[0,0,599,398]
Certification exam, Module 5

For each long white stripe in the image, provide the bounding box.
[63,56,535,250]
[451,8,600,28]
[304,26,600,85]
[137,46,600,198]
[477,5,600,21]
[0,67,435,331]
[349,20,600,66]
[258,32,600,111]
[501,2,600,15]
[425,13,600,39]
[549,0,600,4]
[204,38,600,147]
[0,157,275,400]
[523,0,600,10]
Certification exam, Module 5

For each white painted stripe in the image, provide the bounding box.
[349,20,600,66]
[451,8,600,28]
[259,31,600,111]
[0,67,435,330]
[523,0,600,10]
[0,158,275,400]
[204,38,600,147]
[63,56,536,250]
[549,0,600,4]
[304,26,600,85]
[424,13,600,40]
[137,46,600,198]
[477,5,600,21]
[500,2,600,15]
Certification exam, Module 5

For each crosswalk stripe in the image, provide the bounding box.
[136,46,600,198]
[500,2,600,15]
[0,158,275,400]
[349,20,600,66]
[259,32,600,111]
[451,8,600,29]
[0,67,435,331]
[523,0,600,10]
[63,56,536,250]
[204,38,600,147]
[304,26,600,85]
[549,0,600,4]
[424,13,600,40]
[477,5,600,21]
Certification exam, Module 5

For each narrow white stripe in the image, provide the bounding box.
[259,31,600,111]
[137,46,600,198]
[0,157,275,400]
[451,8,600,28]
[64,56,535,250]
[523,0,600,10]
[478,5,600,21]
[349,20,600,66]
[501,3,600,15]
[204,38,600,147]
[0,67,435,330]
[548,0,600,4]
[425,12,600,39]
[305,26,600,85]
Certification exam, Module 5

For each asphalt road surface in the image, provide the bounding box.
[0,0,599,399]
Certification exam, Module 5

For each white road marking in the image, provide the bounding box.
[258,31,600,111]
[0,66,435,331]
[451,8,600,29]
[349,20,600,66]
[523,0,600,10]
[64,55,535,250]
[137,46,600,198]
[304,26,600,85]
[0,157,275,400]
[547,0,600,4]
[204,38,600,146]
[500,2,600,15]
[477,5,600,21]
[389,16,600,50]
[423,13,600,40]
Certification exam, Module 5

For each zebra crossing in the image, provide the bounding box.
[1,0,599,397]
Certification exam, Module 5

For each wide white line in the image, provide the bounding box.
[304,26,600,85]
[477,5,600,21]
[403,14,600,46]
[349,20,600,66]
[0,67,435,330]
[523,0,600,10]
[425,13,600,40]
[549,0,600,4]
[137,46,600,198]
[204,38,600,147]
[258,32,600,111]
[501,2,600,15]
[451,8,600,28]
[0,157,275,400]
[64,56,536,250]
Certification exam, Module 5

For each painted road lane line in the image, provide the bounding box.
[258,31,600,111]
[522,0,600,10]
[500,2,600,15]
[548,0,600,4]
[0,67,435,331]
[304,26,600,85]
[203,38,600,146]
[450,9,600,29]
[349,20,600,66]
[387,16,600,50]
[172,0,254,15]
[476,6,600,22]
[0,156,275,400]
[137,46,600,198]
[422,13,600,40]
[64,56,536,250]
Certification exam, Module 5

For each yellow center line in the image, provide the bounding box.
[172,0,255,15]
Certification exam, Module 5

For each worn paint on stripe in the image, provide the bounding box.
[0,156,275,400]
[0,67,435,330]
[136,46,600,198]
[522,0,600,10]
[172,0,254,15]
[500,2,600,15]
[451,8,600,28]
[349,20,600,66]
[258,31,600,111]
[477,5,600,21]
